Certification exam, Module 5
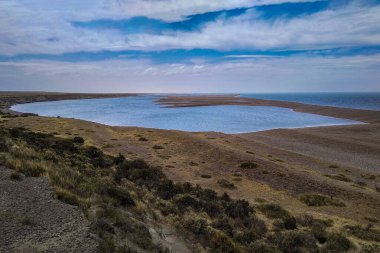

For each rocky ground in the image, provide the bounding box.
[0,165,97,253]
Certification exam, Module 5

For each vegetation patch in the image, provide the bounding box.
[344,225,380,242]
[324,173,352,182]
[240,161,258,169]
[217,179,236,190]
[0,123,371,252]
[72,136,85,144]
[9,171,23,181]
[300,194,346,207]
[362,174,377,180]
[257,204,291,220]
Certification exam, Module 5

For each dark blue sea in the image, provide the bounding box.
[240,92,380,111]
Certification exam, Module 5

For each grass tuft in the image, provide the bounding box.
[300,194,346,207]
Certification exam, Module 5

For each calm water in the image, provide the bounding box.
[11,96,360,134]
[240,92,380,111]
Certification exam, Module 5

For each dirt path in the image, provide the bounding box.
[0,166,97,253]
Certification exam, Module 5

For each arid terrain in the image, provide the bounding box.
[1,92,379,252]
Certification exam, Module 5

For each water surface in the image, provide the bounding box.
[240,92,380,111]
[12,96,360,133]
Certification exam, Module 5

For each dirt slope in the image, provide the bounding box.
[0,166,97,253]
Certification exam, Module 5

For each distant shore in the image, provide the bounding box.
[157,95,380,124]
[0,92,136,114]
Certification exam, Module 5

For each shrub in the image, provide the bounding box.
[324,174,352,182]
[212,216,234,236]
[329,164,339,168]
[300,194,346,207]
[210,230,241,253]
[182,214,209,236]
[218,179,236,190]
[322,233,353,252]
[156,180,183,200]
[115,160,165,187]
[283,217,297,230]
[9,171,23,181]
[225,199,253,219]
[276,230,318,253]
[138,137,148,141]
[152,145,164,150]
[105,186,135,207]
[248,241,281,253]
[344,224,380,242]
[174,194,202,211]
[53,139,78,154]
[73,136,85,144]
[240,161,258,169]
[201,174,212,179]
[0,139,9,152]
[17,161,45,177]
[55,187,79,205]
[113,153,126,165]
[258,204,290,219]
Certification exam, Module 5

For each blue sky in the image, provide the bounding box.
[0,0,380,92]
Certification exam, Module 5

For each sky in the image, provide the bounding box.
[0,0,380,93]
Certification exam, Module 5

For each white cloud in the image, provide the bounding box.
[1,54,380,92]
[3,0,378,55]
[122,3,380,51]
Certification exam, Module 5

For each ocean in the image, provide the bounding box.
[240,92,380,111]
[11,95,362,134]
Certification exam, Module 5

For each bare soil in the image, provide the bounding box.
[0,165,97,253]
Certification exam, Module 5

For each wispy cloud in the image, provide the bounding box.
[0,0,380,92]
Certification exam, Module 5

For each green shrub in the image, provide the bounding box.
[73,136,85,144]
[104,186,135,207]
[322,233,353,252]
[182,214,209,236]
[152,145,164,150]
[283,217,297,230]
[0,139,9,152]
[240,161,258,169]
[212,216,234,236]
[18,161,45,177]
[10,171,23,181]
[225,199,253,219]
[210,230,241,253]
[344,224,380,242]
[55,187,79,205]
[276,230,318,253]
[258,204,290,219]
[218,179,236,190]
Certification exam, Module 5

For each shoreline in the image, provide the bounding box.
[5,93,370,134]
[157,95,380,124]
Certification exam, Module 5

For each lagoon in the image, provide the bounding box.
[11,96,360,134]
